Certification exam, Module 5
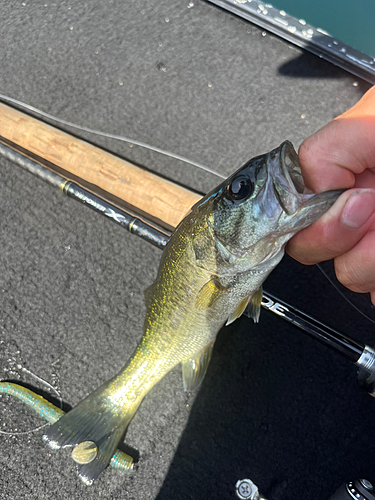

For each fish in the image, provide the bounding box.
[43,141,341,485]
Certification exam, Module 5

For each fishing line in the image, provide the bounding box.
[1,142,375,407]
[21,366,63,410]
[0,365,63,435]
[0,93,226,180]
[0,382,134,472]
[1,143,370,367]
[0,93,371,324]
[316,263,375,325]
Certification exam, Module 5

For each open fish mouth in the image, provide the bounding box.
[279,141,306,195]
[271,140,343,225]
[272,140,308,215]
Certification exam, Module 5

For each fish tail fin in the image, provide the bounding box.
[43,381,136,485]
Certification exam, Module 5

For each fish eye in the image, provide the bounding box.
[226,176,253,202]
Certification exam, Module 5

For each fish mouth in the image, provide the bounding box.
[279,141,305,195]
[271,140,343,225]
[270,140,306,215]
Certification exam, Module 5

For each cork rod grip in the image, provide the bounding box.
[0,103,201,230]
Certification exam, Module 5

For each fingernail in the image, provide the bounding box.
[341,190,375,228]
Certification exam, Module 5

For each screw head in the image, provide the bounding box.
[359,479,374,491]
[235,479,259,500]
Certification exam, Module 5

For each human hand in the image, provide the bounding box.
[287,86,375,305]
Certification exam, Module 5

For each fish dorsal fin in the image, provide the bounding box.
[181,342,214,391]
[195,277,226,310]
[226,295,251,326]
[244,286,263,323]
[144,283,155,307]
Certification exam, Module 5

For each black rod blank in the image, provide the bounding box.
[0,140,367,365]
[0,141,169,251]
[261,292,364,363]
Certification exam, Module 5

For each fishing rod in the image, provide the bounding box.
[1,141,375,396]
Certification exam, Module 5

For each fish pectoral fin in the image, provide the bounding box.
[181,342,214,391]
[244,286,263,323]
[226,295,251,326]
[195,277,226,310]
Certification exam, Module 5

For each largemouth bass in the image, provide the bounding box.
[43,141,341,484]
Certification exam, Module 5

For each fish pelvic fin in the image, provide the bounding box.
[43,381,137,485]
[181,342,214,391]
[244,286,263,323]
[226,295,251,326]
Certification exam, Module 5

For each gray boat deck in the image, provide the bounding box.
[0,1,373,499]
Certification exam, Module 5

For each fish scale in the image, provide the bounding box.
[43,141,342,485]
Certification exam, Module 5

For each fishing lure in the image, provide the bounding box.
[0,382,133,472]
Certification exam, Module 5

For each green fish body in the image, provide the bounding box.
[44,141,341,484]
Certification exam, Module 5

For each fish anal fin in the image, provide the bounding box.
[195,277,226,310]
[244,286,263,323]
[181,342,214,391]
[226,295,251,326]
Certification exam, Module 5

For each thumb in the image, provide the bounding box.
[287,189,375,265]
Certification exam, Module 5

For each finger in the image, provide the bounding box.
[287,189,375,265]
[341,85,375,119]
[298,86,375,193]
[334,230,375,298]
[354,168,375,189]
[298,117,375,192]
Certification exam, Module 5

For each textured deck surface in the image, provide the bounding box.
[0,1,374,499]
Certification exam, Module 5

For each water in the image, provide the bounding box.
[272,0,375,57]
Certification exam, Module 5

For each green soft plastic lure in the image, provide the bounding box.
[0,382,133,471]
